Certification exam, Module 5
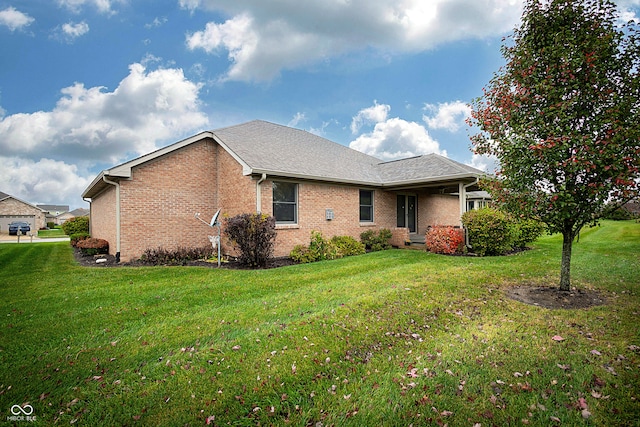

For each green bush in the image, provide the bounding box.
[75,237,109,256]
[511,217,546,248]
[360,228,392,251]
[289,245,315,264]
[47,221,55,229]
[605,206,634,220]
[331,235,366,257]
[224,213,277,268]
[462,207,516,256]
[139,246,214,266]
[290,233,365,263]
[62,216,89,236]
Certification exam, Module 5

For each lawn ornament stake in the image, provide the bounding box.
[195,209,222,267]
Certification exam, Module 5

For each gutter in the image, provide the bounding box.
[102,175,121,263]
[256,173,267,213]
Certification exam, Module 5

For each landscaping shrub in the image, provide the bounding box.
[461,207,516,256]
[289,245,315,264]
[61,216,89,236]
[47,221,55,229]
[70,233,91,247]
[139,246,214,266]
[360,228,392,251]
[224,213,277,268]
[331,235,366,257]
[290,231,338,263]
[511,217,546,249]
[75,237,109,256]
[605,206,635,220]
[425,226,465,255]
[290,233,365,263]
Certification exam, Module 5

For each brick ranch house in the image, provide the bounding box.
[82,120,486,262]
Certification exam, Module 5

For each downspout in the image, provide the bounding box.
[256,173,267,213]
[102,175,121,263]
[461,177,479,250]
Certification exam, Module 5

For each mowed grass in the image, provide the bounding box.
[37,229,67,238]
[0,220,638,426]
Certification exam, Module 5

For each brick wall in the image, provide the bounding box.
[419,194,461,230]
[116,139,218,261]
[88,136,467,262]
[258,180,399,257]
[89,185,117,255]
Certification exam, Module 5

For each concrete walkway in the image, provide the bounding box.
[0,234,70,244]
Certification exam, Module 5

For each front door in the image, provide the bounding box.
[397,195,416,233]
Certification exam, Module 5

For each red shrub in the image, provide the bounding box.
[75,237,109,255]
[425,226,465,255]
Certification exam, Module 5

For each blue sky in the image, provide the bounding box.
[1,0,638,209]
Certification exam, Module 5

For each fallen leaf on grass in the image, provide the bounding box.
[577,397,588,410]
[590,349,602,356]
[551,336,564,342]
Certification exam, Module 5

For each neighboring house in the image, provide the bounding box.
[0,191,47,233]
[466,191,492,211]
[37,204,70,225]
[56,208,90,225]
[82,120,486,262]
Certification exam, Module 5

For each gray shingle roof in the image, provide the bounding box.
[83,120,485,198]
[212,121,383,185]
[213,120,484,186]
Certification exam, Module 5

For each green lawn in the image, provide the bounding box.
[36,228,67,238]
[1,221,638,426]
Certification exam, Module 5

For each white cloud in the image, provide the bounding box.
[0,157,92,208]
[423,101,471,132]
[0,7,35,32]
[0,62,209,208]
[60,21,90,41]
[0,62,209,165]
[467,153,498,174]
[182,0,523,81]
[349,117,445,161]
[57,0,123,14]
[145,17,168,29]
[288,112,306,128]
[350,101,390,134]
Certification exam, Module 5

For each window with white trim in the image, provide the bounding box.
[273,181,297,224]
[359,189,374,222]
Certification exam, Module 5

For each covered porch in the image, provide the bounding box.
[384,177,484,246]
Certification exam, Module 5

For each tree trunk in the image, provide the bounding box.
[559,229,573,292]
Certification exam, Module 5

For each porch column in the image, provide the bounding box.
[459,182,466,226]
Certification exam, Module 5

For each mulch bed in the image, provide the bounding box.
[72,249,296,269]
[505,285,606,309]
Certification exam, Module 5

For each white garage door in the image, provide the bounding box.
[0,215,35,233]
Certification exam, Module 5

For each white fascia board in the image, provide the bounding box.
[380,173,483,188]
[248,169,381,187]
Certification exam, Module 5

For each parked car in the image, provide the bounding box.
[8,221,30,235]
